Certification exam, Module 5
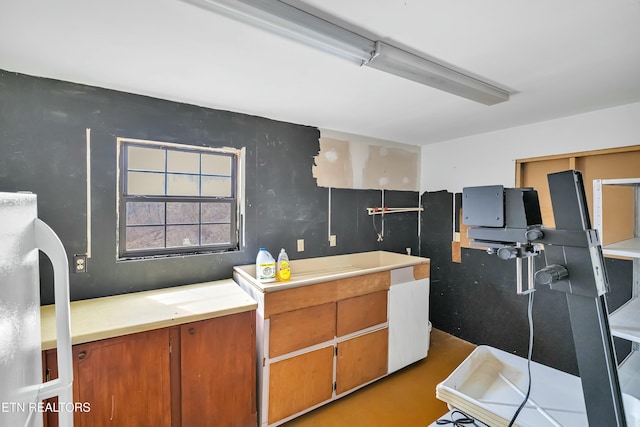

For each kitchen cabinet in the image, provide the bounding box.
[388,276,430,373]
[43,328,171,427]
[73,328,171,427]
[264,275,388,424]
[42,350,60,427]
[336,290,388,336]
[180,311,257,427]
[268,302,336,357]
[336,328,388,395]
[43,311,256,427]
[594,178,640,401]
[233,251,431,427]
[268,345,334,423]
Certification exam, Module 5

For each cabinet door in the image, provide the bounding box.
[180,311,257,427]
[72,328,171,427]
[269,302,336,357]
[336,290,388,337]
[268,345,334,424]
[388,279,430,373]
[42,350,59,427]
[336,328,388,395]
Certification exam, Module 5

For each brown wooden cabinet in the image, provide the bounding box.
[72,327,172,427]
[43,311,256,427]
[255,271,390,426]
[336,328,388,395]
[180,311,257,427]
[42,328,171,427]
[336,290,388,337]
[233,253,431,427]
[268,345,334,423]
[42,350,59,427]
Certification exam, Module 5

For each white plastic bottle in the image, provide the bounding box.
[276,248,290,282]
[256,248,276,282]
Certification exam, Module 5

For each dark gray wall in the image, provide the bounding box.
[3,70,630,378]
[421,190,633,375]
[0,70,420,304]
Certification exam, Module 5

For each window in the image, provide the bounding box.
[117,138,242,259]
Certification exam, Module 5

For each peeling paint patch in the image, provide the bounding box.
[314,131,420,191]
[312,137,353,188]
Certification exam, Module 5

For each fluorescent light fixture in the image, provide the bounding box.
[181,0,511,105]
[181,0,375,64]
[366,42,510,105]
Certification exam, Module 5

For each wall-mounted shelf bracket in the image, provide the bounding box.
[366,207,424,216]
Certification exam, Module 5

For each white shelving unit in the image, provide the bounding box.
[593,178,640,401]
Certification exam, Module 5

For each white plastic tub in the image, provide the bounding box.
[437,345,640,426]
[437,346,586,426]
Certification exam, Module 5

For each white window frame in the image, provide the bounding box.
[116,137,244,260]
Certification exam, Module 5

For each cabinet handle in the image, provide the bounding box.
[78,351,87,360]
[189,327,196,335]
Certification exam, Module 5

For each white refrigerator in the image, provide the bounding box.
[0,192,73,427]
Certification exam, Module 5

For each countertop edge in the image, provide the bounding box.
[41,279,257,351]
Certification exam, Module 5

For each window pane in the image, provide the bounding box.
[202,154,231,175]
[167,173,199,196]
[201,176,232,197]
[120,140,239,258]
[128,146,165,171]
[201,224,231,245]
[167,202,199,224]
[167,150,200,174]
[126,202,165,225]
[201,203,231,223]
[126,226,165,250]
[127,171,165,195]
[166,225,199,247]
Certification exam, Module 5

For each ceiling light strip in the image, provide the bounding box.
[366,42,510,105]
[180,0,511,105]
[183,0,375,63]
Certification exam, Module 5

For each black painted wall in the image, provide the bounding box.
[0,70,420,304]
[3,69,631,378]
[421,190,633,375]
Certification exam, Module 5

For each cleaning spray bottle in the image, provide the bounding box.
[276,248,290,281]
[256,248,276,282]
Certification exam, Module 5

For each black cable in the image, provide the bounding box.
[508,289,536,427]
[436,409,479,426]
[372,210,383,241]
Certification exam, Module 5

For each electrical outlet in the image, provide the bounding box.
[297,239,304,252]
[74,254,87,273]
[329,235,337,247]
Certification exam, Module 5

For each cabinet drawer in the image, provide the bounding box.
[337,290,388,337]
[335,271,390,300]
[263,271,391,318]
[269,302,336,358]
[264,281,337,318]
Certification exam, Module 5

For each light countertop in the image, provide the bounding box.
[41,279,257,350]
[233,250,430,292]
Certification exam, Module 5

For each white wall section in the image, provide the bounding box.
[420,102,640,193]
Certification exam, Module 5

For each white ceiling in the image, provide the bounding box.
[1,0,640,146]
